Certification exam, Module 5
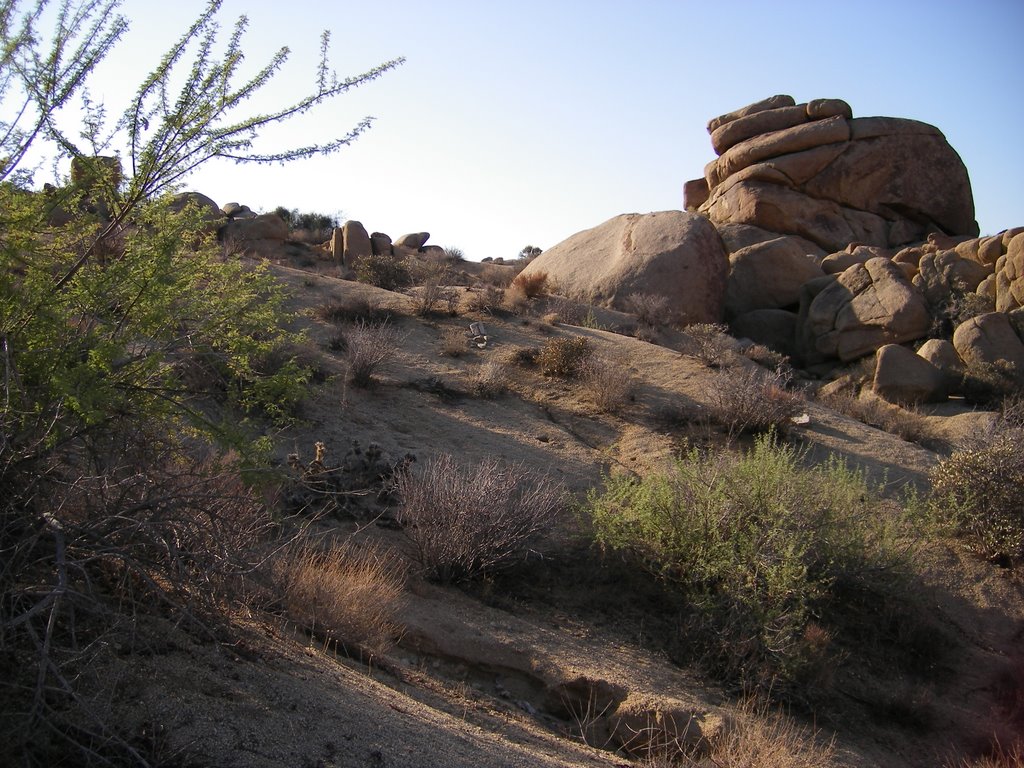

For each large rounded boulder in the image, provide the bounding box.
[519,211,729,324]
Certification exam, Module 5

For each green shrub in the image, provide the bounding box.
[537,336,592,377]
[585,433,906,696]
[930,425,1024,565]
[356,253,412,291]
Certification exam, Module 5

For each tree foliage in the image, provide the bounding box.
[0,2,401,761]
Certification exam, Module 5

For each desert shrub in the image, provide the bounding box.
[820,390,937,446]
[274,539,405,654]
[627,293,673,328]
[413,277,460,317]
[478,263,515,288]
[929,286,996,339]
[546,296,589,326]
[930,424,1024,565]
[583,357,633,413]
[586,433,907,697]
[276,207,339,244]
[742,343,791,373]
[683,323,734,366]
[503,281,531,313]
[356,253,412,291]
[537,336,593,378]
[709,366,804,436]
[960,360,1022,406]
[440,326,468,357]
[443,245,466,262]
[511,269,549,298]
[470,360,509,398]
[396,455,563,582]
[314,295,389,325]
[506,345,540,366]
[344,319,402,387]
[466,285,506,314]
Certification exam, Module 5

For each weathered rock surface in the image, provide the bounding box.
[872,343,947,404]
[371,232,394,256]
[799,257,931,363]
[394,232,430,250]
[725,236,824,317]
[953,312,1024,378]
[699,95,978,252]
[519,211,729,324]
[914,249,992,308]
[917,338,966,393]
[341,220,372,267]
[220,212,288,246]
[996,232,1024,312]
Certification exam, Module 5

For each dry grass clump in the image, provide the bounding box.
[709,365,804,436]
[275,540,405,653]
[344,318,402,387]
[947,741,1024,768]
[583,356,634,413]
[440,326,468,357]
[537,336,593,378]
[819,389,936,445]
[470,360,509,398]
[396,454,563,583]
[505,345,540,367]
[510,269,549,298]
[671,701,836,767]
[682,323,735,366]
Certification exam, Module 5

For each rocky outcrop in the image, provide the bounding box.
[394,232,431,250]
[695,95,978,253]
[725,236,824,317]
[219,212,288,252]
[341,220,372,267]
[872,343,947,404]
[799,258,930,364]
[518,211,729,324]
[996,232,1024,312]
[953,312,1024,379]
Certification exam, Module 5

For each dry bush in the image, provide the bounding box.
[547,295,588,326]
[541,311,561,326]
[709,365,804,436]
[503,281,531,313]
[344,319,402,387]
[537,336,593,378]
[440,326,468,357]
[583,356,633,413]
[960,360,1023,406]
[412,279,460,317]
[683,322,734,366]
[628,293,673,328]
[470,360,509,398]
[505,345,540,367]
[478,263,515,288]
[466,285,505,314]
[742,343,791,373]
[396,454,563,583]
[274,539,405,654]
[511,269,549,298]
[314,295,389,325]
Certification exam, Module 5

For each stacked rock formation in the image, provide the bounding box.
[686,95,979,253]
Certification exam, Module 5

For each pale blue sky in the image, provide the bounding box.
[51,0,1024,259]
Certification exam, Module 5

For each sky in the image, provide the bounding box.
[27,0,1024,261]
